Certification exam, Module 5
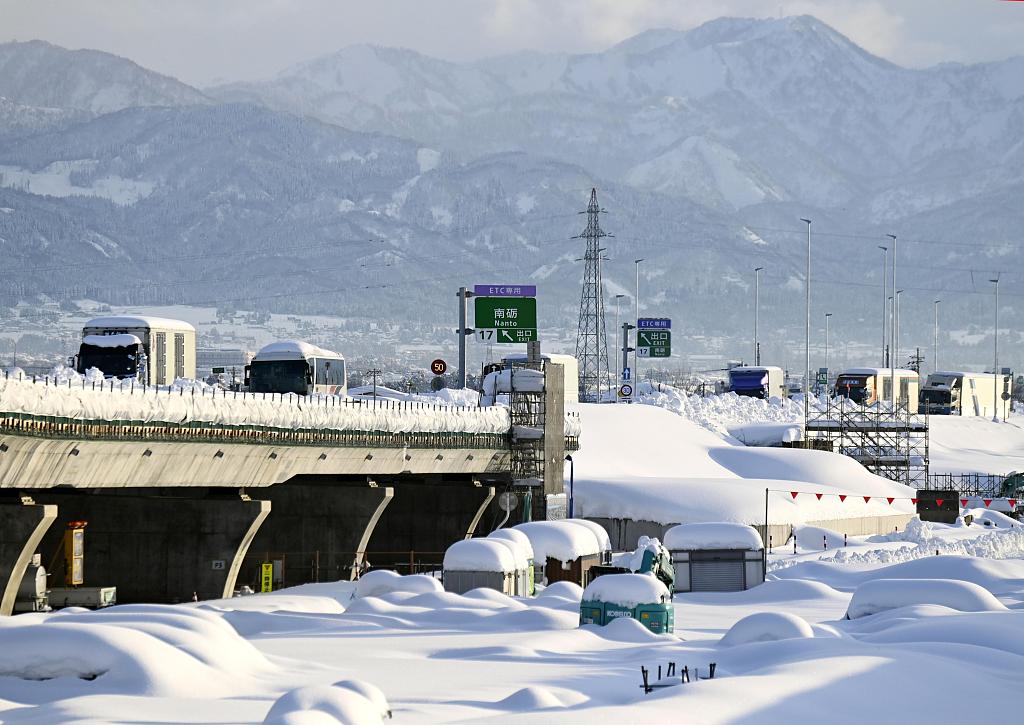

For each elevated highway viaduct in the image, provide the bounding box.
[0,412,576,613]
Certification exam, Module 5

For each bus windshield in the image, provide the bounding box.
[77,343,142,379]
[248,359,309,395]
[729,371,769,398]
[921,389,952,405]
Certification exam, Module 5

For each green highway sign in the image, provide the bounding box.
[475,296,537,331]
[637,329,671,358]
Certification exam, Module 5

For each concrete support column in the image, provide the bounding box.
[219,497,271,599]
[349,486,394,580]
[0,496,57,616]
[464,486,496,539]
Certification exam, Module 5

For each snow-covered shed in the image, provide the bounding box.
[487,528,535,595]
[442,539,528,596]
[514,520,610,587]
[664,522,764,593]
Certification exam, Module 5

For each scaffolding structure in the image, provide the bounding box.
[805,400,929,487]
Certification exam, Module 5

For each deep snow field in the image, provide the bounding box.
[3,518,1024,724]
[3,385,1024,723]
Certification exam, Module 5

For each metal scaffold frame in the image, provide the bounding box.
[805,399,929,488]
[507,362,546,487]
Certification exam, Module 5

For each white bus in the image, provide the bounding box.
[727,366,787,399]
[921,371,1012,418]
[834,367,920,412]
[76,316,196,385]
[246,340,347,396]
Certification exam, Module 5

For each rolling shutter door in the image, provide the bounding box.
[690,552,745,592]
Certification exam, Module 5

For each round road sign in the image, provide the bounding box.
[430,359,448,375]
[618,383,633,398]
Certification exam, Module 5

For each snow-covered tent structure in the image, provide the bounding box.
[442,539,528,596]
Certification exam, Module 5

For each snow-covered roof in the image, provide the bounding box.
[443,539,520,572]
[488,528,535,561]
[81,334,143,348]
[486,537,531,570]
[839,368,918,378]
[563,519,611,552]
[253,340,343,361]
[582,573,670,607]
[503,353,577,366]
[664,522,764,551]
[84,316,196,333]
[514,521,603,563]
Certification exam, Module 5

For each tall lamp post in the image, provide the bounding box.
[754,266,764,366]
[565,455,575,518]
[824,312,833,393]
[886,234,897,409]
[614,293,626,379]
[878,245,888,366]
[933,299,940,374]
[800,219,812,428]
[633,258,644,397]
[990,277,1000,422]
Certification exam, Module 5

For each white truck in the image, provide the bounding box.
[921,371,1013,418]
[76,316,197,386]
[727,366,787,399]
[834,367,920,412]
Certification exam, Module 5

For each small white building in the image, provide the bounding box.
[664,522,765,593]
[442,539,527,596]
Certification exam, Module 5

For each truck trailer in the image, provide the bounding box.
[75,316,197,386]
[834,367,920,412]
[921,371,1012,418]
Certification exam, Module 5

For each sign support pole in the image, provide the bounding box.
[457,287,470,389]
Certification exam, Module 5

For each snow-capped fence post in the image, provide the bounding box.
[640,666,651,694]
[793,533,797,554]
[682,666,689,683]
[709,663,716,679]
[844,533,847,546]
[768,535,772,553]
[823,535,827,550]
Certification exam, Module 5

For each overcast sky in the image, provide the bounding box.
[2,0,1022,86]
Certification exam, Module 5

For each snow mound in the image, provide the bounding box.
[582,573,670,607]
[514,520,604,564]
[965,509,1021,529]
[0,605,271,697]
[665,522,763,550]
[493,685,571,710]
[536,581,584,601]
[589,615,668,642]
[720,612,815,646]
[845,578,1008,619]
[792,524,846,550]
[487,528,535,561]
[354,571,442,599]
[444,539,519,572]
[263,680,389,724]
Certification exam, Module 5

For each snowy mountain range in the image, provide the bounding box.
[0,17,1020,368]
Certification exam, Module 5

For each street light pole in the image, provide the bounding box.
[824,312,833,392]
[800,219,812,428]
[565,455,574,518]
[754,266,764,366]
[990,277,1000,422]
[886,234,897,410]
[933,299,940,374]
[878,245,888,366]
[614,294,626,379]
[633,258,644,397]
[895,289,903,371]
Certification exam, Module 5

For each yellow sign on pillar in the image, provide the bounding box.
[64,522,86,586]
[260,562,273,593]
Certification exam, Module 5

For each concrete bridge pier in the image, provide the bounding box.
[36,488,270,604]
[0,494,57,616]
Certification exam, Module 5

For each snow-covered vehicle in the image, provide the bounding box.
[74,316,196,385]
[920,371,1012,417]
[728,366,786,399]
[834,367,920,412]
[245,340,347,396]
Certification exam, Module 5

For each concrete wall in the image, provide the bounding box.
[0,433,509,489]
[36,489,268,603]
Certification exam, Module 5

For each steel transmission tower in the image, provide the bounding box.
[574,188,611,403]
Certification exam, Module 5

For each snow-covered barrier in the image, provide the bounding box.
[719,612,815,646]
[845,578,1008,619]
[263,680,390,724]
[0,374,510,436]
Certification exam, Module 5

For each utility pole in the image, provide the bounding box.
[933,299,940,374]
[754,266,764,366]
[573,189,611,403]
[878,245,887,367]
[366,368,382,398]
[895,289,903,370]
[991,276,1000,422]
[633,258,644,397]
[614,294,626,379]
[621,322,635,396]
[824,312,832,392]
[800,218,811,429]
[887,234,897,410]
